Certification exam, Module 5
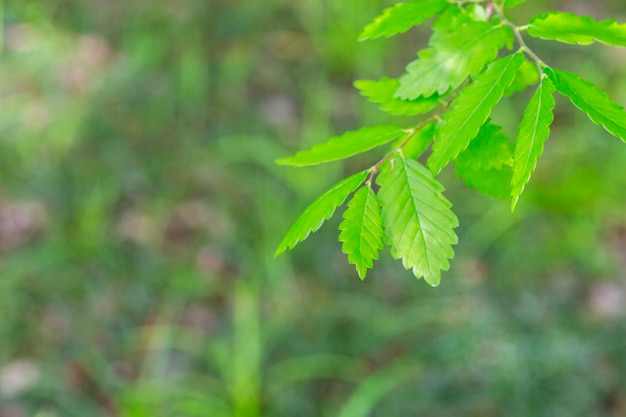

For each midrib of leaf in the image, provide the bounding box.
[527,12,626,46]
[414,24,501,75]
[395,176,432,274]
[513,82,544,204]
[355,198,377,255]
[277,125,405,166]
[447,24,501,54]
[547,67,626,143]
[381,159,453,280]
[430,54,522,173]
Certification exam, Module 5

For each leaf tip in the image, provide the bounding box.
[357,268,367,281]
[274,245,287,258]
[511,196,520,212]
[422,271,441,287]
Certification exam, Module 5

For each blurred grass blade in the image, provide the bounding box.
[337,359,419,417]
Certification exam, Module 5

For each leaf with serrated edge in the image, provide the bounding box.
[355,78,441,116]
[456,122,513,170]
[396,10,513,99]
[358,0,448,41]
[277,125,406,167]
[339,186,384,280]
[275,171,368,257]
[511,78,556,210]
[528,12,626,47]
[547,68,626,143]
[428,53,523,175]
[376,157,458,286]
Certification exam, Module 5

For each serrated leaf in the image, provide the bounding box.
[511,78,556,210]
[376,157,458,286]
[355,78,442,116]
[546,68,626,143]
[505,58,540,96]
[428,53,523,174]
[456,121,513,170]
[277,126,406,167]
[456,164,513,199]
[396,10,513,99]
[527,12,626,47]
[275,171,368,257]
[339,186,384,280]
[358,0,448,41]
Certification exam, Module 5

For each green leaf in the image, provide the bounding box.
[275,171,368,257]
[546,67,626,143]
[396,10,513,99]
[376,157,458,286]
[339,186,385,280]
[501,0,528,8]
[354,77,441,116]
[397,122,436,159]
[456,164,513,199]
[505,58,540,96]
[527,12,626,47]
[358,0,448,41]
[277,125,406,167]
[511,78,556,210]
[428,53,523,174]
[456,122,513,170]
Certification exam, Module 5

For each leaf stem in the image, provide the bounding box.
[367,99,453,182]
[492,1,545,75]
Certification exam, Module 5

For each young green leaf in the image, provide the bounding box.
[358,0,448,41]
[456,164,513,199]
[376,157,458,286]
[354,78,442,116]
[456,122,513,170]
[396,11,513,99]
[546,68,626,143]
[277,125,406,167]
[511,78,556,210]
[527,12,626,47]
[275,171,368,257]
[428,53,523,175]
[505,58,540,96]
[339,186,385,280]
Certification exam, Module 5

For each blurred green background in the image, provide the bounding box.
[0,0,625,416]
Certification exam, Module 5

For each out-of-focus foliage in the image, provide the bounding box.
[0,1,624,417]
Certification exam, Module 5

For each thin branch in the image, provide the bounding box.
[492,1,545,75]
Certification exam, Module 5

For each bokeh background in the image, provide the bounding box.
[0,0,625,416]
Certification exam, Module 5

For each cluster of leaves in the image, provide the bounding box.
[276,0,626,286]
